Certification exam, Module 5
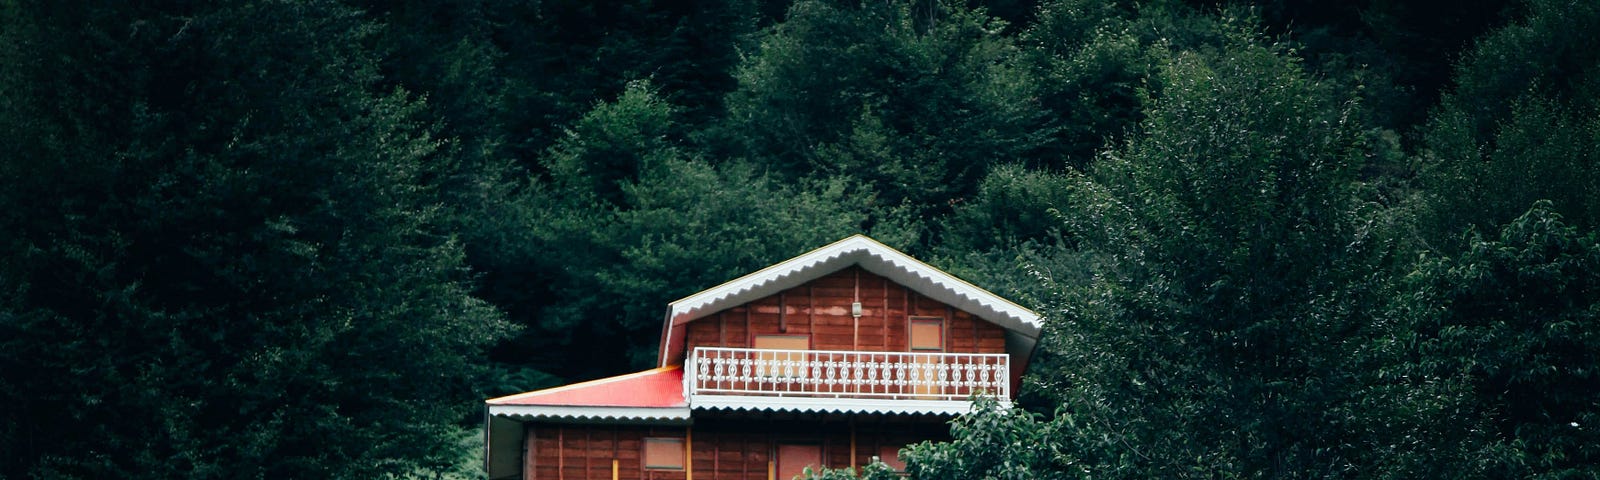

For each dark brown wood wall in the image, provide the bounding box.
[527,424,688,480]
[524,419,948,480]
[683,267,1006,354]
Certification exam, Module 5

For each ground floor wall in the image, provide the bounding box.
[516,414,949,480]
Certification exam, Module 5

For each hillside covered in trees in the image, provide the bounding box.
[2,0,1597,478]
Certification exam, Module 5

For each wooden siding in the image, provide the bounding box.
[527,425,682,480]
[683,267,1006,355]
[523,417,948,480]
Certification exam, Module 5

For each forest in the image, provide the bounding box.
[1,0,1597,477]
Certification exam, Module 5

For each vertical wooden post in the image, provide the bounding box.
[852,268,860,351]
[852,296,860,394]
[767,427,777,480]
[611,459,619,480]
[557,427,565,480]
[807,286,814,333]
[934,305,947,350]
[852,315,859,353]
[854,319,862,395]
[882,276,889,350]
[849,420,858,471]
[970,311,979,352]
[526,427,538,480]
[903,289,912,351]
[685,426,694,480]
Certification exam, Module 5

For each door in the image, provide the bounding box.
[909,316,944,398]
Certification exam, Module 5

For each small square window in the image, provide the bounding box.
[643,437,685,470]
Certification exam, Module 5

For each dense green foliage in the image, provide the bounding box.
[1375,201,1600,477]
[4,0,1597,477]
[1034,21,1385,476]
[715,0,1047,227]
[497,81,874,376]
[0,1,513,477]
[1422,0,1600,244]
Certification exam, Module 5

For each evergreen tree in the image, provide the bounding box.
[488,83,876,381]
[716,0,1045,233]
[491,0,758,163]
[1018,0,1229,171]
[0,1,511,477]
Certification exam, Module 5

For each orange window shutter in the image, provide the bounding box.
[643,438,686,470]
[909,318,943,351]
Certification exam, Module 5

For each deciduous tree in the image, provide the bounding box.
[1421,0,1600,243]
[1034,19,1392,477]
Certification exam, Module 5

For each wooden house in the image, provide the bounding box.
[485,235,1041,480]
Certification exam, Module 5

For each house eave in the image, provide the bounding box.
[487,404,693,425]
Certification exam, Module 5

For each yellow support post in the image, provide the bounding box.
[850,420,858,471]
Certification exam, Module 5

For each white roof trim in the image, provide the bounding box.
[665,235,1039,352]
[488,405,692,424]
[689,395,1003,416]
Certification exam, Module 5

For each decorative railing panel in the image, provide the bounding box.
[686,347,1008,402]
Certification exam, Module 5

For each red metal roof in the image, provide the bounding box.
[486,366,685,408]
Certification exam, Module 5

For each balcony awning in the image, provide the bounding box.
[486,367,691,424]
[690,395,988,416]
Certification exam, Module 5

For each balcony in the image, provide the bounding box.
[684,347,1009,415]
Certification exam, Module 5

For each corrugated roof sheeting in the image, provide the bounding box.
[488,405,693,424]
[486,366,685,408]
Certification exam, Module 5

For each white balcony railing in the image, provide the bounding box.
[685,347,1009,404]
